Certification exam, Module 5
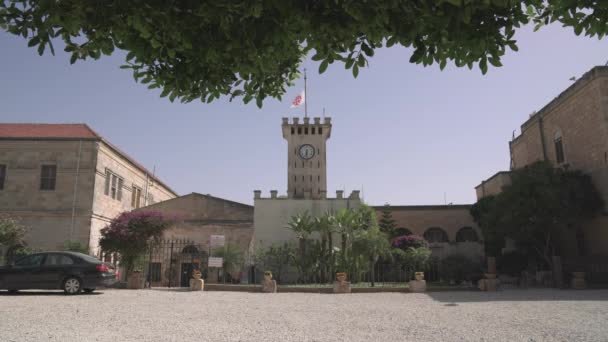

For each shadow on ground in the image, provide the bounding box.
[425,289,608,303]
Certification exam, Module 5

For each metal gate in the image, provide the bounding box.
[145,239,208,288]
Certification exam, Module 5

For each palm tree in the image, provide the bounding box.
[332,208,356,274]
[313,213,335,282]
[286,212,315,281]
[213,243,243,283]
[353,227,392,287]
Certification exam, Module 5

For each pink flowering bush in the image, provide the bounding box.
[391,234,428,250]
[99,210,175,271]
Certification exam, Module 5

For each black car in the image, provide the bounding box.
[0,251,117,294]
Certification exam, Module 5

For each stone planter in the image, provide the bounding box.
[571,272,586,290]
[261,271,277,293]
[189,270,204,291]
[409,271,426,292]
[333,272,351,294]
[127,271,144,289]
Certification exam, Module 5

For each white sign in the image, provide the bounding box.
[208,257,223,268]
[210,235,225,248]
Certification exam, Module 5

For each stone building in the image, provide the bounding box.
[476,65,608,257]
[140,193,253,286]
[0,124,177,256]
[374,205,483,262]
[252,116,484,283]
[252,117,362,249]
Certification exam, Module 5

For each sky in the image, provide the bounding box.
[1,23,607,206]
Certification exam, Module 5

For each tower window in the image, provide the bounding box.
[302,161,304,167]
[302,176,304,181]
[554,131,565,164]
[294,175,296,182]
[294,162,297,168]
[319,127,322,134]
[310,175,312,181]
[312,127,315,134]
[304,127,308,135]
[291,127,295,135]
[298,127,302,134]
[318,175,320,181]
[318,161,320,168]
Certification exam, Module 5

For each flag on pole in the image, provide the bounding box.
[290,90,305,108]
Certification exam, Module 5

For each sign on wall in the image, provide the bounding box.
[210,235,225,248]
[208,257,223,268]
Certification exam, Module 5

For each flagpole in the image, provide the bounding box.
[304,68,308,118]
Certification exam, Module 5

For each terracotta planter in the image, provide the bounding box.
[192,270,202,280]
[414,272,425,281]
[336,272,347,282]
[127,271,144,289]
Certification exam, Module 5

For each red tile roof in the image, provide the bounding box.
[0,123,100,139]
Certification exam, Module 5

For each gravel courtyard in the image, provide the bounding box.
[1,289,608,342]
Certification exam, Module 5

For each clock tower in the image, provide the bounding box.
[282,116,332,199]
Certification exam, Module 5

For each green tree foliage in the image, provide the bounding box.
[2,1,605,106]
[440,254,483,283]
[255,242,297,283]
[470,161,603,268]
[378,204,397,236]
[0,214,27,248]
[99,210,174,272]
[213,243,244,280]
[62,240,89,254]
[352,227,392,287]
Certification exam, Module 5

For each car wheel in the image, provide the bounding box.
[83,288,95,293]
[63,277,82,295]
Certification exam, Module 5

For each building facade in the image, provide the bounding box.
[140,193,253,286]
[476,65,608,256]
[374,205,484,262]
[0,124,177,255]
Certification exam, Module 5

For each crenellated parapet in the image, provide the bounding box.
[253,189,358,201]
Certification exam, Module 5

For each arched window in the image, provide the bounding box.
[394,228,412,236]
[554,130,565,164]
[423,227,448,243]
[455,227,479,242]
[181,245,199,254]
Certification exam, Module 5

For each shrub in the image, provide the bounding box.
[391,234,428,249]
[99,210,175,272]
[440,254,483,283]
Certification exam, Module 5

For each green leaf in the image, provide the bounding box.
[439,59,447,71]
[352,64,359,78]
[256,97,263,108]
[70,54,78,64]
[27,36,39,47]
[361,42,374,57]
[37,43,45,56]
[488,57,502,67]
[480,58,488,75]
[319,60,328,74]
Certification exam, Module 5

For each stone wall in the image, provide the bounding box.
[253,190,361,249]
[376,205,484,261]
[507,66,608,255]
[89,142,177,254]
[474,171,511,200]
[0,139,97,250]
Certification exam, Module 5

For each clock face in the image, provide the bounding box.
[299,144,315,160]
